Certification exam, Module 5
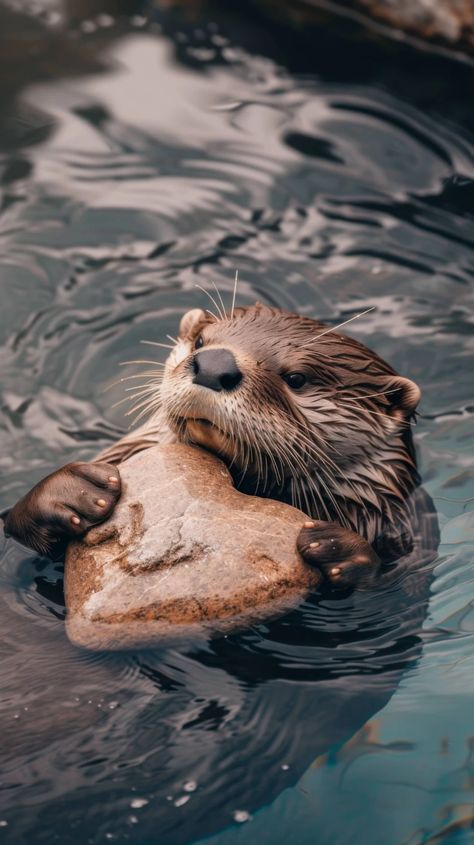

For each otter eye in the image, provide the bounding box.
[194,334,204,350]
[283,372,307,390]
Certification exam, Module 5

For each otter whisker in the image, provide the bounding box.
[120,359,165,367]
[125,385,163,405]
[338,401,416,427]
[227,408,251,477]
[195,284,223,321]
[105,370,164,390]
[302,306,375,347]
[122,395,160,414]
[166,335,178,345]
[140,340,175,351]
[276,416,355,525]
[287,446,336,522]
[298,431,369,515]
[127,396,163,421]
[112,395,140,410]
[117,372,165,384]
[111,382,163,408]
[211,280,227,322]
[231,269,239,320]
[268,426,323,513]
[264,402,367,520]
[341,388,402,401]
[105,371,164,392]
[285,447,328,520]
[120,397,160,418]
[125,383,163,399]
[250,434,268,493]
[259,427,285,489]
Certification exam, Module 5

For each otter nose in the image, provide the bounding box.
[192,348,242,392]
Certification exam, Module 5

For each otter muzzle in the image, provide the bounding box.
[192,348,242,392]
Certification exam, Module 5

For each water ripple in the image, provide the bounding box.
[0,6,473,845]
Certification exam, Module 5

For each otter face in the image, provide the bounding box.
[159,304,420,521]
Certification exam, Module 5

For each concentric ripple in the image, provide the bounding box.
[0,4,473,845]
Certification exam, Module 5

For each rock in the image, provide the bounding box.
[64,444,321,650]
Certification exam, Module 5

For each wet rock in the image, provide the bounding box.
[65,444,321,650]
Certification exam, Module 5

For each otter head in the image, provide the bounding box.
[159,304,420,538]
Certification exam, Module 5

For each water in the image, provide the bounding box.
[0,3,473,844]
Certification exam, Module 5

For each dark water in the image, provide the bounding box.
[0,3,474,844]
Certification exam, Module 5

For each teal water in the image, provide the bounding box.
[0,3,473,844]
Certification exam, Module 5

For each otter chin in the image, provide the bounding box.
[96,301,432,563]
[183,417,233,459]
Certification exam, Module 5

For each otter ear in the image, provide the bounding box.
[179,308,206,338]
[384,376,421,420]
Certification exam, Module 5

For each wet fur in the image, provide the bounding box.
[99,304,434,562]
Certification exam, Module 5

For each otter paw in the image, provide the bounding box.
[4,461,121,555]
[297,520,380,590]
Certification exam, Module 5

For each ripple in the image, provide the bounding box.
[0,6,473,845]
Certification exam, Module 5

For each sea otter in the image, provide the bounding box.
[3,304,438,588]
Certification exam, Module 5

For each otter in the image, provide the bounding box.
[3,304,438,589]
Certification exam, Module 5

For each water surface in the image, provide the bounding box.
[0,3,473,844]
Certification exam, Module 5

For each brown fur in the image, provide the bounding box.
[99,304,427,561]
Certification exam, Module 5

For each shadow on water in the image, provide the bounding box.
[0,1,473,844]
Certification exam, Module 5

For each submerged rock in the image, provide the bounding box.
[65,444,321,650]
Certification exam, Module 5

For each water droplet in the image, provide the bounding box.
[212,101,242,113]
[80,20,96,33]
[183,780,197,793]
[108,701,119,710]
[0,821,8,827]
[45,11,61,26]
[128,815,138,824]
[130,798,148,809]
[174,795,190,807]
[212,34,229,47]
[281,763,290,771]
[131,15,147,28]
[97,13,114,28]
[233,810,251,823]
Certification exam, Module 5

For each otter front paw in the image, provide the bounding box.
[4,462,121,556]
[297,520,380,590]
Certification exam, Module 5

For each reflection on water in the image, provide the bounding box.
[0,3,473,844]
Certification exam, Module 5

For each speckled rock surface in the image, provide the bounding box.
[65,444,321,650]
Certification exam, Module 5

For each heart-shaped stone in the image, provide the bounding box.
[65,443,321,649]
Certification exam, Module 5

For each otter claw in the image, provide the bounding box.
[297,520,380,589]
[4,461,122,556]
